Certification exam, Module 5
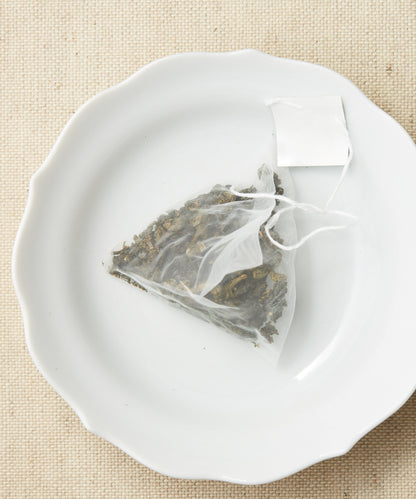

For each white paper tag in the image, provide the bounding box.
[266,96,349,167]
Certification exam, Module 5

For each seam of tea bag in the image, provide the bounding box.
[114,267,236,310]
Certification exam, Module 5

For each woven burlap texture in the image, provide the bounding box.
[1,1,416,498]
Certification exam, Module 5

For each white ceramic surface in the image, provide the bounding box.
[13,51,416,484]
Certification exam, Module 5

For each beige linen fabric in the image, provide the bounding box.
[1,1,415,497]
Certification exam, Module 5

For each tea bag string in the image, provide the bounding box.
[265,201,356,251]
[227,190,356,251]
[229,131,356,251]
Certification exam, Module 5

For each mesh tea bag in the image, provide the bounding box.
[108,164,297,363]
[108,96,356,365]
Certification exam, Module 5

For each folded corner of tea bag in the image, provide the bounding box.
[266,96,350,168]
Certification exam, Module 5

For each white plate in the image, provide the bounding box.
[13,50,416,484]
